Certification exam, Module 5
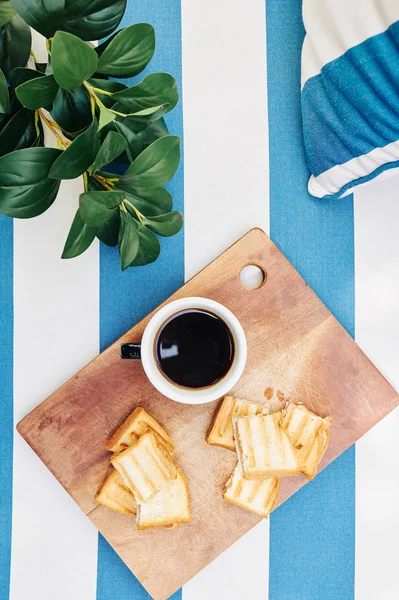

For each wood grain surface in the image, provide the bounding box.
[17,228,398,600]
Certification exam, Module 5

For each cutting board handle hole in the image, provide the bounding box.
[240,264,266,290]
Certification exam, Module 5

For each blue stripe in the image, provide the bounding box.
[0,216,13,600]
[266,2,356,599]
[302,20,399,177]
[96,0,184,599]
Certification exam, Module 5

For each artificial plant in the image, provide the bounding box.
[0,0,182,269]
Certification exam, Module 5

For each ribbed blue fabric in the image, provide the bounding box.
[302,21,399,176]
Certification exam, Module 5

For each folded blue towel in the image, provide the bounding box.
[302,0,399,198]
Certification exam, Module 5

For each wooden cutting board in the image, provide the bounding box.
[18,228,398,600]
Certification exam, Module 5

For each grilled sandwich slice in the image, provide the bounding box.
[206,395,268,451]
[224,462,280,518]
[233,413,300,479]
[95,469,137,515]
[280,402,331,479]
[111,432,177,503]
[136,469,191,530]
[106,407,173,454]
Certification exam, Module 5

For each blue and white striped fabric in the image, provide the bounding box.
[302,0,399,199]
[1,1,399,599]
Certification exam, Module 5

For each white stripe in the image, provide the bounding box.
[10,169,99,598]
[302,0,399,85]
[181,0,269,598]
[354,175,399,600]
[181,0,269,281]
[183,521,269,600]
[308,139,399,198]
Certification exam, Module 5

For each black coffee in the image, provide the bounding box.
[155,309,235,389]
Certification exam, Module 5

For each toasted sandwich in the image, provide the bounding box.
[106,406,173,454]
[111,431,177,502]
[224,461,280,518]
[233,413,300,479]
[280,402,331,479]
[206,396,268,451]
[136,468,191,530]
[95,469,137,515]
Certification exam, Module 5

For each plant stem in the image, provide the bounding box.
[92,173,114,191]
[83,171,88,192]
[123,198,144,222]
[83,81,130,118]
[34,110,40,136]
[83,81,105,111]
[88,85,113,97]
[90,95,96,117]
[108,108,130,118]
[38,110,70,148]
[30,49,38,62]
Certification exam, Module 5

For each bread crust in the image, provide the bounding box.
[111,432,177,503]
[280,402,331,479]
[106,407,174,454]
[95,469,137,515]
[224,462,280,518]
[206,396,268,451]
[233,413,300,479]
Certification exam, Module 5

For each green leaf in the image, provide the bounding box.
[96,209,120,246]
[61,0,127,41]
[35,62,47,74]
[118,209,139,270]
[112,100,168,123]
[87,173,104,192]
[0,15,31,78]
[0,147,61,218]
[89,131,127,174]
[118,135,180,188]
[134,117,168,147]
[98,105,115,131]
[97,23,155,77]
[116,186,172,217]
[9,66,43,88]
[0,67,8,112]
[0,0,16,26]
[16,74,58,110]
[114,117,168,161]
[0,107,43,157]
[143,211,183,237]
[79,190,123,227]
[118,210,160,269]
[0,88,18,132]
[95,30,119,57]
[49,120,99,179]
[129,224,160,266]
[50,86,92,134]
[52,31,98,91]
[88,79,126,92]
[111,73,178,118]
[11,0,64,39]
[62,209,96,258]
[117,103,165,118]
[11,0,126,41]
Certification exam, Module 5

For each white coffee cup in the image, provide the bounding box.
[120,297,247,405]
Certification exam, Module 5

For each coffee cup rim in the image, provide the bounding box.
[140,297,247,404]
